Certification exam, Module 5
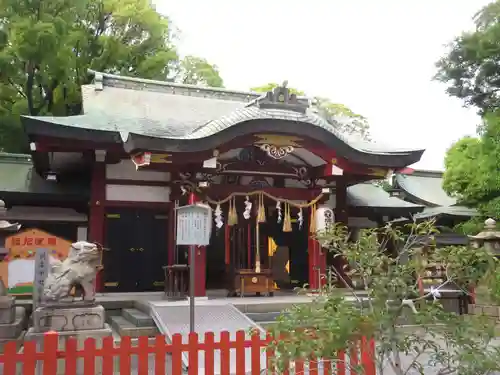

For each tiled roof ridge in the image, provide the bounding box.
[88,70,261,102]
[0,153,32,164]
[400,168,444,177]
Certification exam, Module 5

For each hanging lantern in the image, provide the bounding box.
[315,205,335,233]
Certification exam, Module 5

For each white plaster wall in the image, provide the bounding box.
[105,184,171,202]
[77,227,88,241]
[323,194,337,209]
[106,160,170,182]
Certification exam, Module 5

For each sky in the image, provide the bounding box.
[154,0,491,171]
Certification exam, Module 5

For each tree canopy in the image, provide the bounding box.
[443,113,500,232]
[0,0,223,152]
[435,0,500,114]
[437,1,500,231]
[251,83,370,140]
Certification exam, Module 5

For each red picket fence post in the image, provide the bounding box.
[0,330,377,375]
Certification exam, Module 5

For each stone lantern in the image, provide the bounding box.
[466,218,500,320]
[468,218,500,255]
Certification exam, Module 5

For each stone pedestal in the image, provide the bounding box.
[32,303,106,332]
[25,303,112,375]
[0,283,26,353]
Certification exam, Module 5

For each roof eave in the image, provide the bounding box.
[22,116,121,144]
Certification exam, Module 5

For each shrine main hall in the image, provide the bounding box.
[12,71,425,296]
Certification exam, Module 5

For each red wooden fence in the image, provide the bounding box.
[0,330,376,375]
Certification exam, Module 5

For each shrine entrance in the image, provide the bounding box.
[103,208,168,293]
[205,199,310,294]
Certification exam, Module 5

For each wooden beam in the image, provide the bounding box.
[140,159,309,178]
[306,147,391,178]
[33,136,124,153]
[189,184,322,201]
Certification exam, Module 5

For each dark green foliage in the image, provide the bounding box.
[0,0,223,152]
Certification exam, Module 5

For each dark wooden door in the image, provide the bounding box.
[135,210,169,292]
[103,208,139,292]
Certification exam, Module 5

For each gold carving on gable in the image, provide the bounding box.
[253,134,301,160]
[368,168,388,177]
[150,153,172,164]
[254,134,302,147]
[131,152,172,169]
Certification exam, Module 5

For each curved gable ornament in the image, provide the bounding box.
[259,144,294,159]
[254,134,302,160]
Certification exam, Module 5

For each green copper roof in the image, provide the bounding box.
[23,71,425,168]
[0,153,88,197]
[395,170,456,207]
[392,169,477,220]
[348,183,423,211]
[413,206,478,220]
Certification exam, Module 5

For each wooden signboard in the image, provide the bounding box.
[0,229,72,295]
[176,204,212,246]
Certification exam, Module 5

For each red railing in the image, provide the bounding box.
[0,330,376,375]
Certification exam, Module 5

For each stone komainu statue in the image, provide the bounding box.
[43,241,102,302]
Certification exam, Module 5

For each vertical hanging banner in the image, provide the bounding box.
[33,248,49,309]
[0,229,72,295]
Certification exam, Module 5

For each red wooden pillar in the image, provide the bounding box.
[188,193,207,297]
[334,177,350,287]
[168,203,175,265]
[89,161,106,292]
[308,235,325,291]
[308,193,326,291]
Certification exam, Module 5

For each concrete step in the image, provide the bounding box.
[0,331,25,353]
[258,321,277,330]
[122,308,155,327]
[245,312,283,322]
[108,316,158,338]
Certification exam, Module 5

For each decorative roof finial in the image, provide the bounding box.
[255,80,308,114]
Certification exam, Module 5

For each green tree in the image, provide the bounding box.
[442,113,500,233]
[435,1,500,114]
[0,0,223,152]
[268,222,500,375]
[179,55,224,87]
[251,83,370,140]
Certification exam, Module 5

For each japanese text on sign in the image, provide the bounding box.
[33,248,49,308]
[176,205,212,246]
[11,236,57,246]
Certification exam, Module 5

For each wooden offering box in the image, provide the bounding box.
[234,269,274,297]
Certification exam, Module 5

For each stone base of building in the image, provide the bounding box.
[468,304,500,322]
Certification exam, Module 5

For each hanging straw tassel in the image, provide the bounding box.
[283,202,293,232]
[228,198,237,226]
[309,203,317,233]
[257,194,266,223]
[231,197,238,225]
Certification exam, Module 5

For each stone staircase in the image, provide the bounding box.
[108,308,159,338]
